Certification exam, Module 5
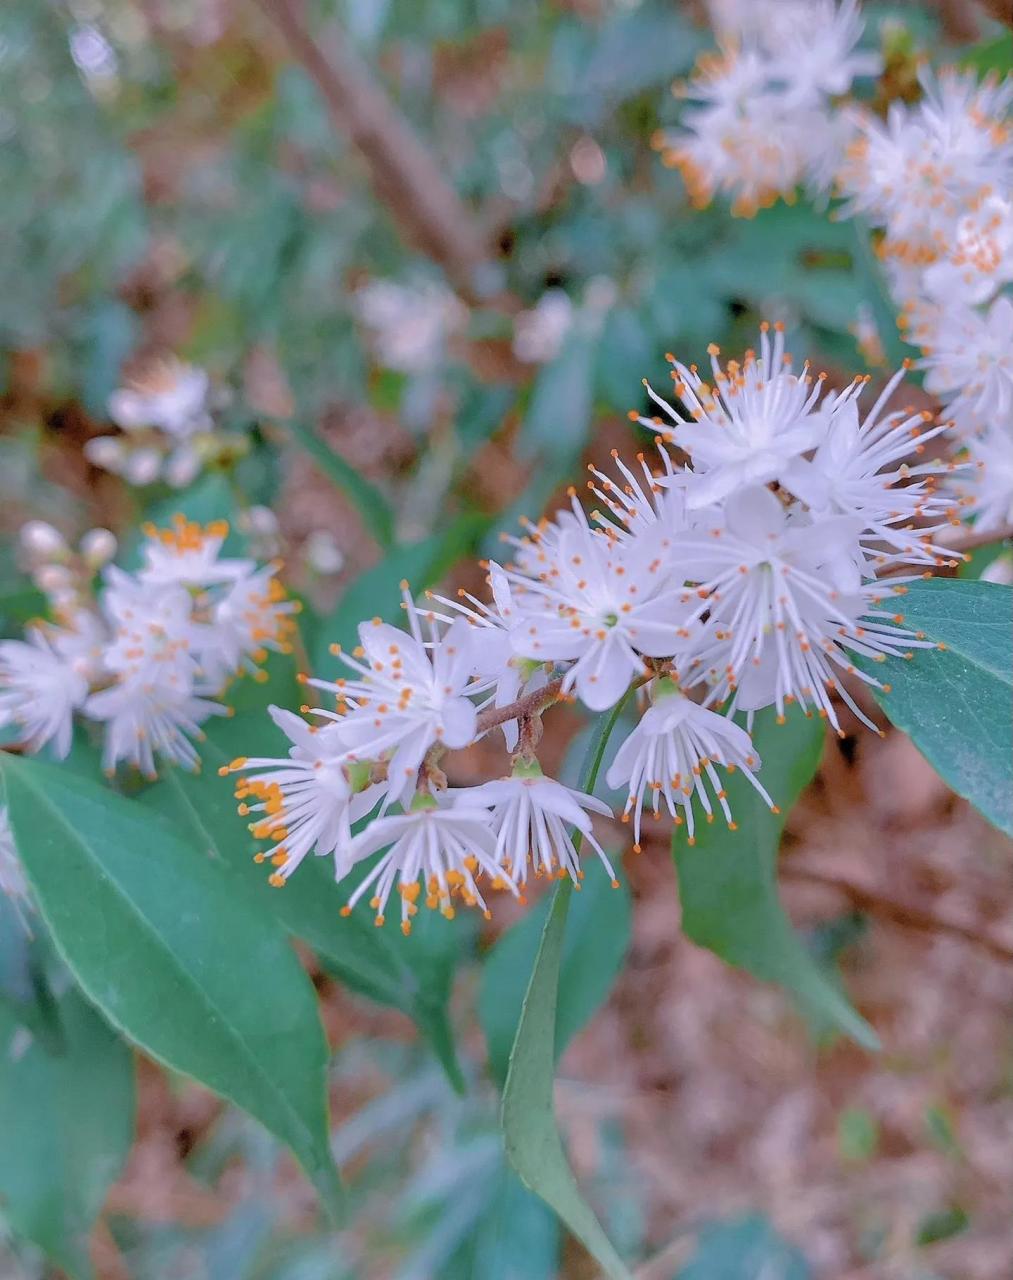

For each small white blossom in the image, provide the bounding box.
[0,625,91,757]
[0,807,30,915]
[462,767,618,889]
[341,799,511,932]
[606,679,775,847]
[512,290,574,364]
[108,359,211,438]
[354,278,466,375]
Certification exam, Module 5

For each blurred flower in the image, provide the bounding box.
[305,528,345,576]
[0,807,30,915]
[512,289,574,363]
[354,278,466,374]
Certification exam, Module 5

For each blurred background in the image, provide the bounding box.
[2,1,1012,1277]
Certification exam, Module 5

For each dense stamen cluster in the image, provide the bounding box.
[217,323,956,931]
[0,517,296,777]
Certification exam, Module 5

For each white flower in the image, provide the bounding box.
[85,678,226,777]
[200,564,298,690]
[920,295,1013,428]
[354,279,466,375]
[782,366,960,569]
[679,486,931,734]
[222,707,381,884]
[838,70,1013,262]
[137,516,248,589]
[512,290,574,364]
[765,0,878,105]
[462,767,618,889]
[0,625,91,757]
[108,359,212,438]
[641,324,830,508]
[506,498,689,711]
[309,592,479,804]
[99,568,201,691]
[606,680,775,847]
[949,425,1013,535]
[341,799,511,931]
[0,806,30,915]
[921,195,1013,307]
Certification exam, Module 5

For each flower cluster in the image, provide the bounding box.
[0,517,296,777]
[220,324,956,933]
[655,0,878,216]
[87,357,242,488]
[837,69,1013,535]
[354,278,467,375]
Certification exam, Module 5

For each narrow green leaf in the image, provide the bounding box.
[282,419,394,549]
[501,700,632,1280]
[0,985,135,1280]
[673,707,878,1049]
[310,512,490,679]
[675,1215,811,1280]
[145,707,466,1091]
[863,578,1013,836]
[1,753,344,1219]
[480,869,630,1086]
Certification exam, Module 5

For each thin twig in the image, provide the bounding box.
[474,676,566,734]
[252,0,494,301]
[937,521,1013,556]
[784,861,1013,965]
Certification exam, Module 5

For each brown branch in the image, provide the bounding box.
[784,861,1013,966]
[475,676,566,735]
[253,0,494,301]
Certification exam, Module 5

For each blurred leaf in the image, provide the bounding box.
[676,1215,810,1280]
[916,1206,969,1247]
[310,512,490,679]
[480,868,630,1085]
[501,701,633,1280]
[597,306,653,410]
[1,752,344,1219]
[282,419,395,549]
[78,299,139,418]
[0,985,135,1280]
[961,31,1013,76]
[849,220,911,370]
[838,1107,879,1162]
[864,579,1013,836]
[448,1168,560,1280]
[672,707,878,1049]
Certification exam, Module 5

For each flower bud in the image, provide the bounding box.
[19,520,67,561]
[79,527,118,569]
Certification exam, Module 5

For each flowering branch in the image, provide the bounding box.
[474,676,566,735]
[253,0,494,301]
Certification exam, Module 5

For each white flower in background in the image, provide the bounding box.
[921,195,1013,307]
[950,426,1013,534]
[341,798,512,931]
[88,357,221,489]
[137,516,246,589]
[512,289,574,363]
[606,679,775,847]
[308,591,479,804]
[838,70,1013,263]
[85,678,226,778]
[223,707,382,884]
[0,807,30,915]
[641,324,830,508]
[920,295,1013,428]
[202,564,298,688]
[0,625,91,757]
[660,0,875,215]
[304,529,345,576]
[505,498,690,711]
[462,766,619,889]
[354,278,467,375]
[108,358,211,438]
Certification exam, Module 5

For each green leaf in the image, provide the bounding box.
[145,706,467,1091]
[310,512,489,679]
[961,31,1013,77]
[849,220,911,371]
[0,985,135,1280]
[501,700,633,1280]
[865,579,1013,836]
[1,752,344,1219]
[281,419,394,549]
[672,707,878,1049]
[676,1215,810,1280]
[480,868,630,1085]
